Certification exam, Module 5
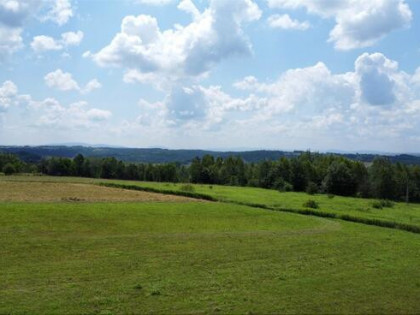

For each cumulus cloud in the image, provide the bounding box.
[92,0,261,82]
[355,53,399,106]
[0,80,111,136]
[30,98,111,128]
[31,35,63,52]
[0,26,23,59]
[44,69,102,94]
[31,31,83,53]
[137,52,419,147]
[228,52,420,147]
[235,61,356,115]
[83,79,102,94]
[0,80,18,110]
[0,0,74,59]
[40,0,73,26]
[267,14,310,30]
[0,0,37,59]
[268,0,412,50]
[60,31,83,46]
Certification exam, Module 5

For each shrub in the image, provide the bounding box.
[372,200,394,209]
[180,184,195,192]
[303,199,319,209]
[2,163,16,176]
[327,194,335,199]
[277,180,293,192]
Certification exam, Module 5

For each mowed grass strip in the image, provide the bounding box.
[0,181,197,203]
[1,202,420,314]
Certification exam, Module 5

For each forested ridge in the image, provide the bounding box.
[2,145,420,164]
[2,151,420,202]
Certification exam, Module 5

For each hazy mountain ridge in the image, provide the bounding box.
[1,145,420,165]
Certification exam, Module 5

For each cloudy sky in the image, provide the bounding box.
[1,0,420,152]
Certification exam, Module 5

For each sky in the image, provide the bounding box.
[1,0,420,152]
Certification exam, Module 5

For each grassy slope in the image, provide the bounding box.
[105,180,420,229]
[1,201,419,314]
[3,176,420,229]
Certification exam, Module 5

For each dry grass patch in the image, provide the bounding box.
[0,181,197,203]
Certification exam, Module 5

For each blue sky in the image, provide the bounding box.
[1,0,420,152]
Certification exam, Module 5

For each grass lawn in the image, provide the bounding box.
[1,196,420,313]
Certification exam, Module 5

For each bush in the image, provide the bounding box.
[277,180,293,192]
[180,184,195,192]
[303,199,319,209]
[327,194,335,199]
[372,200,394,209]
[2,163,16,175]
[306,182,318,195]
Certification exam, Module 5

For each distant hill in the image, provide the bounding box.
[1,145,420,165]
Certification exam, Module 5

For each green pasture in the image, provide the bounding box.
[3,176,420,230]
[103,179,420,230]
[1,200,419,314]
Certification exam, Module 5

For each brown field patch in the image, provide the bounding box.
[0,181,198,203]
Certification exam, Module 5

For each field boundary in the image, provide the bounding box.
[99,182,420,234]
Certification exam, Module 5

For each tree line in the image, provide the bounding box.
[2,152,420,202]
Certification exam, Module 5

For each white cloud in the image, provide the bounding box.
[44,69,79,91]
[0,0,38,59]
[268,0,412,50]
[0,81,111,136]
[0,26,23,59]
[40,0,73,26]
[0,0,40,27]
[82,79,102,94]
[134,52,418,147]
[235,62,356,115]
[86,108,112,121]
[61,31,83,46]
[92,0,261,81]
[355,53,400,106]
[0,0,74,59]
[44,69,102,94]
[178,0,200,20]
[267,14,310,30]
[32,98,112,128]
[0,80,18,110]
[134,0,173,5]
[31,35,63,52]
[31,31,84,53]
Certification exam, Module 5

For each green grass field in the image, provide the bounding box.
[1,176,420,313]
[4,176,420,229]
[101,179,420,230]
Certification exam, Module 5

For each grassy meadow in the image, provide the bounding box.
[1,176,420,313]
[102,179,420,230]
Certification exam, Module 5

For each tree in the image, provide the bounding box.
[290,158,308,191]
[323,161,357,196]
[73,154,85,176]
[101,157,118,179]
[369,158,397,199]
[3,163,16,175]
